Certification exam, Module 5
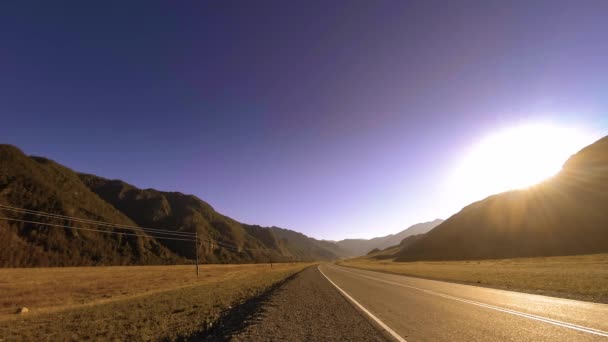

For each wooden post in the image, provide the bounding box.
[195,231,199,279]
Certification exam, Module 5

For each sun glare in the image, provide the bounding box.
[449,122,596,204]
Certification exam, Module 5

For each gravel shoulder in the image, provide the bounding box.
[227,265,388,341]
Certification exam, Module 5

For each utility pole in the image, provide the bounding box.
[195,231,199,279]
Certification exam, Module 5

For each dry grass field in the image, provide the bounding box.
[338,254,608,303]
[0,263,310,341]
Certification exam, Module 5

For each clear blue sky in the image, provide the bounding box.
[1,1,606,240]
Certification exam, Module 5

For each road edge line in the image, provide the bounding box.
[333,265,608,338]
[318,265,407,342]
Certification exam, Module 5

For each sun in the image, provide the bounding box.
[448,122,596,205]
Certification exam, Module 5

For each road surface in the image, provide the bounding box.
[319,264,608,341]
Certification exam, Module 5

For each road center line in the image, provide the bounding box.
[330,265,608,338]
[318,266,407,342]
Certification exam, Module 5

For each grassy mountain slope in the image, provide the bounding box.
[353,234,428,261]
[396,136,608,261]
[269,226,348,261]
[0,144,342,266]
[80,174,343,263]
[335,219,443,256]
[0,145,180,267]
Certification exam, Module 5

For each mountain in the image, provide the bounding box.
[0,144,344,267]
[0,145,180,267]
[396,135,608,261]
[363,234,427,260]
[334,219,443,256]
[268,227,348,261]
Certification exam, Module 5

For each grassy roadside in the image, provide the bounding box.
[0,263,310,340]
[337,254,608,303]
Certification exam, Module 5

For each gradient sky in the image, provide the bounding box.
[1,1,607,240]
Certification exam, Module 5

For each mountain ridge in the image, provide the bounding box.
[0,144,345,267]
[396,135,608,261]
[333,219,443,256]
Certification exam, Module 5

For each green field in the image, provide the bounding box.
[338,254,608,303]
[0,263,309,340]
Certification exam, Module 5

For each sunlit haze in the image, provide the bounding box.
[446,122,600,211]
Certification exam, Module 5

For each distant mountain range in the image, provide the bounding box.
[395,135,608,261]
[4,134,605,267]
[333,219,443,257]
[0,145,347,267]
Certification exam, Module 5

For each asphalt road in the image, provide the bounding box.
[319,264,608,341]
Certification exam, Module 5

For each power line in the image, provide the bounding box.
[0,204,196,237]
[0,206,288,277]
[194,233,270,252]
[0,214,269,253]
[0,216,196,242]
[0,204,276,253]
[197,233,274,252]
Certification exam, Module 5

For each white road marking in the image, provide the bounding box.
[329,265,608,338]
[318,265,408,342]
